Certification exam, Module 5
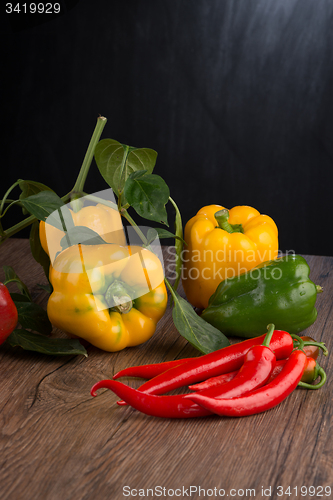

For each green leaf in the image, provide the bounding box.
[29,220,51,284]
[3,266,32,301]
[20,190,63,220]
[37,283,52,293]
[95,139,157,196]
[20,191,75,232]
[124,171,170,225]
[165,279,230,354]
[10,292,31,303]
[13,300,52,336]
[19,180,54,215]
[60,226,107,250]
[6,329,88,357]
[146,228,185,246]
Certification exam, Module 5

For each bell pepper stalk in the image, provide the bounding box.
[214,209,244,233]
[0,283,18,345]
[104,280,133,314]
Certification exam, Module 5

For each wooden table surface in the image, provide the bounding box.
[0,240,332,500]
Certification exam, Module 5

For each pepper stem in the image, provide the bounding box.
[73,116,107,193]
[105,280,133,314]
[298,365,327,390]
[303,340,328,356]
[214,209,243,233]
[291,335,328,356]
[262,324,275,347]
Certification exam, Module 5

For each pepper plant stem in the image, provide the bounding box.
[0,180,22,217]
[121,209,148,245]
[169,196,183,292]
[72,116,107,194]
[262,324,275,347]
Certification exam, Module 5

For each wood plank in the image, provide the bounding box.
[0,241,332,499]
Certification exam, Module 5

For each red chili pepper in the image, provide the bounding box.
[187,324,277,400]
[186,350,308,417]
[131,329,293,397]
[90,380,213,418]
[267,357,327,389]
[189,336,326,392]
[91,323,277,418]
[189,370,239,391]
[0,283,18,345]
[301,337,321,360]
[113,358,192,380]
[301,357,319,383]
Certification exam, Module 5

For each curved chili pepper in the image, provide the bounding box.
[302,337,321,360]
[90,380,213,418]
[189,370,239,391]
[185,324,277,400]
[186,350,308,417]
[267,357,327,389]
[189,336,327,392]
[130,329,293,397]
[91,325,276,419]
[300,357,319,383]
[113,357,192,380]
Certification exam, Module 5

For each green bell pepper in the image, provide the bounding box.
[201,254,322,338]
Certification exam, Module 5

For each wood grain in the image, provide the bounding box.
[0,240,332,500]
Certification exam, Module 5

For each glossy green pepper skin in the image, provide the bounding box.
[201,254,322,338]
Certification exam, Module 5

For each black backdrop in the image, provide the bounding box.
[2,0,333,256]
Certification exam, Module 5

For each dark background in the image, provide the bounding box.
[2,0,333,255]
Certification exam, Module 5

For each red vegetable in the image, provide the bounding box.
[267,357,326,389]
[189,370,238,391]
[131,329,294,397]
[186,350,308,417]
[90,380,213,419]
[113,358,192,380]
[187,324,277,400]
[301,336,321,360]
[190,336,327,391]
[0,283,18,345]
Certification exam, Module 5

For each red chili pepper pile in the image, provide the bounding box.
[91,325,328,419]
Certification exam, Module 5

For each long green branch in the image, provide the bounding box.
[72,116,107,193]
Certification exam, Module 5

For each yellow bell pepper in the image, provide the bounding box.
[39,203,126,263]
[47,244,167,352]
[182,205,278,309]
